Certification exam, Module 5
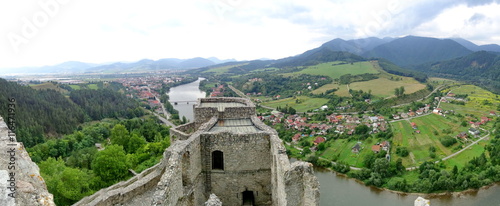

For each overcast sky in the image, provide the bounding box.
[1,0,500,68]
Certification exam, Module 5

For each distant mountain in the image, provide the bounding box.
[364,36,473,67]
[0,57,217,74]
[207,57,237,64]
[177,57,215,68]
[308,37,393,55]
[85,57,215,73]
[415,51,500,93]
[451,38,500,53]
[272,47,365,68]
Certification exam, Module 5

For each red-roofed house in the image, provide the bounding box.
[371,145,381,153]
[292,134,301,142]
[313,137,326,145]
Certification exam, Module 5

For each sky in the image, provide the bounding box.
[1,0,500,68]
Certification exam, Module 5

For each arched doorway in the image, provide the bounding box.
[242,190,254,205]
[212,150,224,170]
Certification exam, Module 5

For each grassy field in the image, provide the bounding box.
[29,82,68,93]
[284,61,379,79]
[262,96,329,112]
[69,85,81,90]
[320,138,378,167]
[202,63,248,74]
[87,84,98,90]
[390,114,470,167]
[440,85,499,117]
[311,83,339,95]
[333,77,426,98]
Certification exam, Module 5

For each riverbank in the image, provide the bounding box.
[315,165,500,199]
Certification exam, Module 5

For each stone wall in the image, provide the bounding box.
[72,97,320,206]
[201,132,273,205]
[170,122,196,140]
[194,97,256,128]
[0,116,55,206]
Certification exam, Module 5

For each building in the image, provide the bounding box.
[75,97,320,206]
[469,128,480,136]
[352,143,361,153]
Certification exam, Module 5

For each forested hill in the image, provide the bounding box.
[363,36,473,67]
[0,79,85,147]
[415,51,500,93]
[0,79,145,147]
[70,89,144,120]
[272,48,365,68]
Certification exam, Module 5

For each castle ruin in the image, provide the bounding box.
[75,97,320,205]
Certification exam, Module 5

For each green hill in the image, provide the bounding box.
[364,36,472,66]
[415,51,500,93]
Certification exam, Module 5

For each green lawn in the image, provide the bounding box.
[262,96,328,112]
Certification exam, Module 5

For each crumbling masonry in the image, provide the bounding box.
[74,97,320,206]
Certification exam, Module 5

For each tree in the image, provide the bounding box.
[110,124,130,147]
[396,147,409,157]
[355,124,369,135]
[127,133,146,154]
[394,87,401,97]
[92,145,129,184]
[57,167,94,202]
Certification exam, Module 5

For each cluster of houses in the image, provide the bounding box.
[259,112,390,145]
[210,84,225,97]
[119,76,187,109]
[118,76,184,91]
[351,140,390,156]
[392,104,432,120]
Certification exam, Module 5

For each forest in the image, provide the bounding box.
[0,78,145,147]
[28,117,170,205]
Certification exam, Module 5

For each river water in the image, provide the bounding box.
[167,78,206,121]
[167,79,500,206]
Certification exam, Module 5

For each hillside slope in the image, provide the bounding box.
[364,36,472,66]
[416,51,500,93]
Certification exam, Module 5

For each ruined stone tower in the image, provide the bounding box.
[75,97,319,206]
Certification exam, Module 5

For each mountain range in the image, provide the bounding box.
[0,57,235,75]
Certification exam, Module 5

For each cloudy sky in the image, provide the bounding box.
[1,0,500,68]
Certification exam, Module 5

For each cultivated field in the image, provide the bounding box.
[390,114,471,167]
[440,84,499,117]
[262,96,329,112]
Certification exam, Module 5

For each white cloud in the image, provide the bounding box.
[0,0,499,68]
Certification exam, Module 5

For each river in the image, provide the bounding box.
[167,79,500,206]
[167,78,206,121]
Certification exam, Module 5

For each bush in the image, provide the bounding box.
[396,147,409,157]
[440,136,458,147]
